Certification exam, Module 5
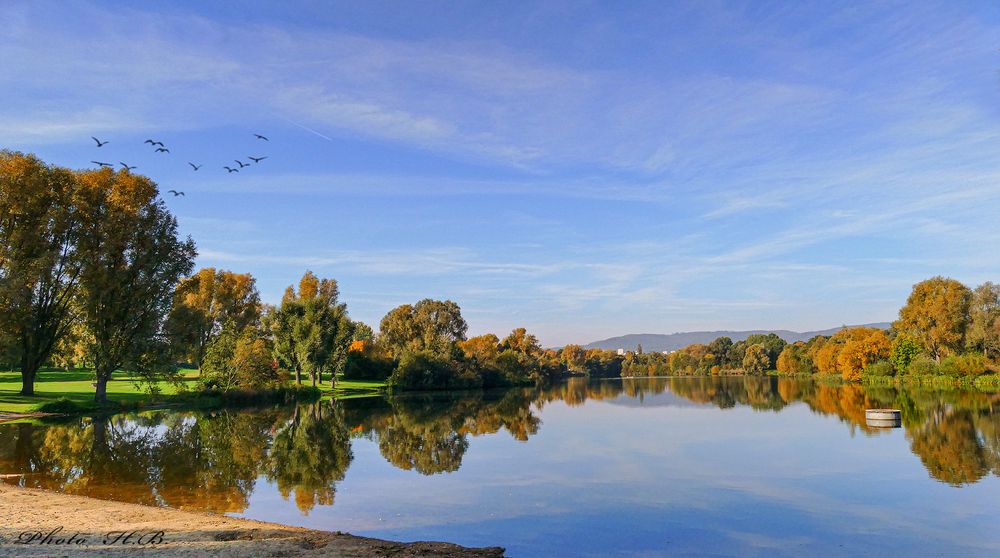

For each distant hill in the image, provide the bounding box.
[582,323,891,353]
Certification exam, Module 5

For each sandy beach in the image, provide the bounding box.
[0,484,505,557]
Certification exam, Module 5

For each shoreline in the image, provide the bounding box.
[0,484,505,557]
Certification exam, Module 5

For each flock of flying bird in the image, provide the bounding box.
[88,133,270,197]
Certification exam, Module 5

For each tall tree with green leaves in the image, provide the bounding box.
[165,267,261,369]
[0,152,82,395]
[378,299,467,359]
[271,271,352,386]
[74,168,196,403]
[894,276,972,361]
[967,281,1000,359]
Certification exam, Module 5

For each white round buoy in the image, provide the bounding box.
[866,408,901,428]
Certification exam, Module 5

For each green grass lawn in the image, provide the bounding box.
[0,368,202,413]
[0,368,387,414]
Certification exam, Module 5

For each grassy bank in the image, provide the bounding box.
[0,368,387,416]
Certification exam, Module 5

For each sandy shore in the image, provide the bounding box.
[0,484,506,557]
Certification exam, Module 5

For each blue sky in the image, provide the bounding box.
[3,1,1000,346]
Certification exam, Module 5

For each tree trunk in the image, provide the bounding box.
[311,371,317,387]
[94,367,112,403]
[294,366,302,385]
[19,354,38,396]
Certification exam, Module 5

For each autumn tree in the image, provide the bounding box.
[560,344,586,372]
[742,344,770,375]
[458,334,500,363]
[378,299,467,359]
[74,168,196,403]
[836,327,891,381]
[967,281,1000,359]
[500,327,542,356]
[0,152,81,395]
[165,268,260,369]
[776,344,802,374]
[894,277,971,361]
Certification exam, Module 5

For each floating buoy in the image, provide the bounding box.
[866,408,901,428]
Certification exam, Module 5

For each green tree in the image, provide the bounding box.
[708,337,734,368]
[967,281,1000,359]
[202,323,276,389]
[894,276,972,361]
[890,333,923,374]
[742,344,770,375]
[164,267,260,369]
[0,152,82,395]
[744,333,786,369]
[378,299,467,359]
[74,168,196,403]
[271,272,352,387]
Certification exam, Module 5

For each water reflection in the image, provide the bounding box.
[2,377,999,514]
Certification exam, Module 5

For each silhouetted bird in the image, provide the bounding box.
[91,161,112,168]
[253,133,269,141]
[119,162,137,171]
[188,162,202,171]
[224,166,239,173]
[91,136,108,147]
[167,190,185,197]
[155,147,170,153]
[248,156,267,163]
[144,139,157,145]
[235,159,249,168]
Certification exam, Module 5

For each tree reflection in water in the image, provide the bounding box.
[1,377,999,514]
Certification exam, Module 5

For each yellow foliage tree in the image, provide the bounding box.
[836,327,891,381]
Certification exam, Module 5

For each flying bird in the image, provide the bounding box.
[91,136,108,147]
[235,159,249,168]
[253,133,269,141]
[188,162,202,171]
[143,139,160,145]
[224,166,239,173]
[119,162,137,171]
[155,147,170,153]
[248,156,267,163]
[167,190,185,197]
[91,161,112,168]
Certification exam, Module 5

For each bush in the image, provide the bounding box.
[343,351,396,381]
[35,397,84,413]
[862,360,895,377]
[388,350,482,390]
[939,354,989,378]
[907,356,940,377]
[199,384,321,406]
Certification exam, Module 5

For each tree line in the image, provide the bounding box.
[617,276,1000,382]
[0,152,581,402]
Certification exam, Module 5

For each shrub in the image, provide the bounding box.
[343,351,395,381]
[939,354,989,378]
[907,356,940,377]
[388,350,482,390]
[35,397,84,413]
[862,360,895,377]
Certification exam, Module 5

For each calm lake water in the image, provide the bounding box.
[2,377,999,557]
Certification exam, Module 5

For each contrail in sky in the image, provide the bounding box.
[284,118,334,141]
